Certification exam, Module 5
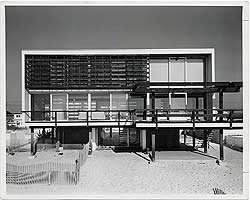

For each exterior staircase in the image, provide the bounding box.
[119,128,128,146]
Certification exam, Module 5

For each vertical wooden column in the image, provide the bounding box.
[196,97,199,120]
[183,130,186,145]
[151,93,155,123]
[62,128,64,147]
[42,128,46,144]
[127,128,130,147]
[152,132,156,162]
[219,92,224,160]
[204,129,208,153]
[30,127,34,154]
[89,128,92,143]
[146,93,150,121]
[141,130,147,151]
[91,128,97,150]
[95,128,99,147]
[143,96,147,120]
[196,97,199,109]
[203,94,207,121]
[52,128,55,144]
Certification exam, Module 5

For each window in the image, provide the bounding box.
[187,59,204,82]
[52,94,67,120]
[112,93,128,110]
[91,92,110,120]
[128,96,144,110]
[31,94,50,120]
[169,58,185,82]
[150,57,204,84]
[150,59,168,82]
[68,93,88,120]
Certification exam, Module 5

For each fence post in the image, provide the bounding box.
[30,128,34,155]
[48,171,51,185]
[74,159,79,185]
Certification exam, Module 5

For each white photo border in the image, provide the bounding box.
[0,1,249,199]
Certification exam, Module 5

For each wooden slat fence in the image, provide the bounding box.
[6,143,89,185]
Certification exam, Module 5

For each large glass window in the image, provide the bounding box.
[150,59,168,82]
[52,94,67,120]
[68,93,88,120]
[128,96,144,110]
[150,58,204,84]
[31,94,50,120]
[187,59,204,82]
[169,58,185,82]
[91,92,110,120]
[112,93,128,110]
[112,93,128,120]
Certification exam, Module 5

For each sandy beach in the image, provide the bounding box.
[7,142,242,195]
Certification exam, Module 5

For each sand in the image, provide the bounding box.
[7,150,79,165]
[7,142,243,196]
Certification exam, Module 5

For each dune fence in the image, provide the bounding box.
[6,143,89,185]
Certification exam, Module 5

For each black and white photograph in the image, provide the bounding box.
[0,1,249,199]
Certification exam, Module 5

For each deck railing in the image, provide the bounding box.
[23,109,243,128]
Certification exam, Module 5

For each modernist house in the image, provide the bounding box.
[22,49,243,161]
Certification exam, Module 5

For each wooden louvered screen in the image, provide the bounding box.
[25,55,148,89]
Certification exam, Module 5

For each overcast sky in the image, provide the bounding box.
[6,6,242,112]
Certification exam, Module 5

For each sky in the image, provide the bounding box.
[6,6,242,112]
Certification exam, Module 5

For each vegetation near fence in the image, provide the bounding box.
[6,143,89,185]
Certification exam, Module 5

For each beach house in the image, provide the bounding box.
[22,49,243,160]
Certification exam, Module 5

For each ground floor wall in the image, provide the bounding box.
[146,129,180,150]
[36,126,180,150]
[57,127,89,145]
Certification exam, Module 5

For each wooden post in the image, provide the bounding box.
[219,129,224,160]
[127,128,130,147]
[42,128,46,144]
[196,97,199,120]
[204,130,208,153]
[196,97,199,109]
[192,130,195,149]
[146,93,150,121]
[48,171,51,185]
[62,128,64,147]
[219,92,224,160]
[52,128,55,144]
[141,130,147,151]
[184,130,186,145]
[204,94,207,121]
[152,93,156,124]
[30,127,34,154]
[143,96,147,120]
[152,132,156,162]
